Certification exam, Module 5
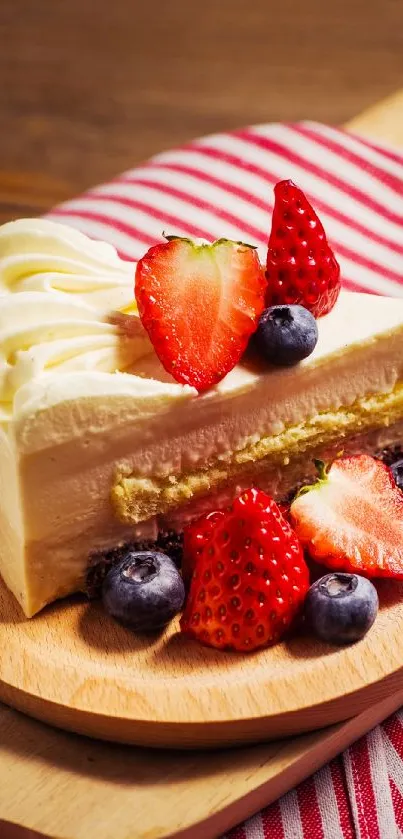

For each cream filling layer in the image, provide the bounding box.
[5,411,403,618]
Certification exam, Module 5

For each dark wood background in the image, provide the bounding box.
[1,0,402,222]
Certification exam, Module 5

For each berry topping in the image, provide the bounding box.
[305,573,378,645]
[102,550,185,631]
[135,237,266,391]
[255,304,318,366]
[180,488,310,652]
[266,180,341,318]
[390,458,403,492]
[290,455,403,578]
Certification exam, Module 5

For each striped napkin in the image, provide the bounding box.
[47,121,403,839]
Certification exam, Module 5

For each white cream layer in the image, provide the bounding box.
[12,290,403,468]
[4,218,403,459]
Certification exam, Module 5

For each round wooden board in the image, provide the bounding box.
[1,576,403,748]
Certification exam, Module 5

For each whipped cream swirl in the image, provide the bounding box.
[0,219,153,424]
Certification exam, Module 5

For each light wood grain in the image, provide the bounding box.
[346,89,403,146]
[1,572,403,749]
[1,690,403,839]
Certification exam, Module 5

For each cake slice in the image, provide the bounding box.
[1,218,403,616]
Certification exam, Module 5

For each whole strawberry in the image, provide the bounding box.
[266,180,340,318]
[180,488,309,652]
[291,455,403,578]
[135,237,266,392]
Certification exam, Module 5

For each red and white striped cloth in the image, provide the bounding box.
[47,121,403,296]
[225,712,403,839]
[47,121,403,838]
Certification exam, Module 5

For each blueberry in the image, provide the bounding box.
[255,304,318,366]
[390,458,403,491]
[305,572,378,645]
[102,551,185,631]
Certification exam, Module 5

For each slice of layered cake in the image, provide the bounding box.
[1,181,403,617]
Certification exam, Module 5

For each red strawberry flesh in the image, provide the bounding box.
[180,488,310,652]
[182,510,226,586]
[135,237,266,391]
[266,180,341,318]
[291,455,403,578]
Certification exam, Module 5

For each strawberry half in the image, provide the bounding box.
[135,237,266,391]
[266,180,341,318]
[290,455,403,578]
[180,488,309,652]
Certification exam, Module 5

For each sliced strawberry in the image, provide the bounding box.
[180,488,309,652]
[266,180,341,318]
[135,237,266,391]
[290,455,403,578]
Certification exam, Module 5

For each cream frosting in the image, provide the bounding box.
[4,218,403,446]
[3,216,403,469]
[0,219,153,424]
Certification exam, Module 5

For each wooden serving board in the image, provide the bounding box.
[1,690,403,839]
[2,575,403,749]
[1,89,403,837]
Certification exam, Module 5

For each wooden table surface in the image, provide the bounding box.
[1,0,402,221]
